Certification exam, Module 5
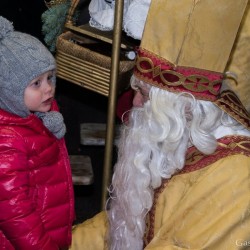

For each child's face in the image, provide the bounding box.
[24,71,55,113]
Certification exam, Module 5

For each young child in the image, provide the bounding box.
[0,16,75,249]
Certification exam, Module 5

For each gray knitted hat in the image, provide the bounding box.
[0,16,66,139]
[0,16,56,118]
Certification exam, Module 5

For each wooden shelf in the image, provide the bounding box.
[65,23,137,50]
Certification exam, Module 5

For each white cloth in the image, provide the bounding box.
[123,0,151,40]
[88,0,151,40]
[89,0,116,31]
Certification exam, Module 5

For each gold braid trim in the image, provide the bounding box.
[214,90,250,130]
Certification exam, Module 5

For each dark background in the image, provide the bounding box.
[1,0,47,41]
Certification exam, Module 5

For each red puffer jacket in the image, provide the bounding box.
[0,101,75,250]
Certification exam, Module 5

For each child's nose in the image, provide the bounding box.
[133,91,144,107]
[44,81,53,92]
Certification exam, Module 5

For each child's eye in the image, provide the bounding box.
[47,74,53,81]
[32,80,41,87]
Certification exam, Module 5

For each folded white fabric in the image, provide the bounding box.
[89,0,115,31]
[88,0,151,40]
[123,0,151,40]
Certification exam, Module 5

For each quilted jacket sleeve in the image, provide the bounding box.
[0,136,59,250]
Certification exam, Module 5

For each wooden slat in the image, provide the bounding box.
[80,123,121,146]
[69,155,94,185]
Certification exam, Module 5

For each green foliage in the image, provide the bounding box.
[41,1,71,53]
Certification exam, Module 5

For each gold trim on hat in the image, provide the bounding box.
[134,48,223,101]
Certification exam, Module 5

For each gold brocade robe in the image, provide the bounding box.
[70,135,250,250]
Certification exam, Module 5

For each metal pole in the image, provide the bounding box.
[101,0,124,210]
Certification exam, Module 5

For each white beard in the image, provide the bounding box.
[108,103,189,250]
